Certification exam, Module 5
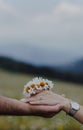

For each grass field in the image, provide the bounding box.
[0,69,83,130]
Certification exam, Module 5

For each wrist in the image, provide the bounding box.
[61,98,71,113]
[19,102,32,116]
[61,98,80,117]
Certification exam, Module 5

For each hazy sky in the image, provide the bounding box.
[0,0,83,58]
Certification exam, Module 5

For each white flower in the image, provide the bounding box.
[23,89,31,97]
[45,79,54,89]
[32,77,42,84]
[35,85,43,90]
[43,85,49,90]
[23,77,54,97]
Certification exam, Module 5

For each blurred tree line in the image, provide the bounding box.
[0,56,83,84]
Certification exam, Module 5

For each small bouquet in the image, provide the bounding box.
[23,77,54,97]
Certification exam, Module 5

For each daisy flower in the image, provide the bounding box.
[23,77,54,97]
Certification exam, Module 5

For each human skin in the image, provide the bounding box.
[22,91,83,124]
[0,96,60,117]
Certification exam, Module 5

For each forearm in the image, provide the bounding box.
[62,98,83,124]
[0,96,31,116]
[74,106,83,124]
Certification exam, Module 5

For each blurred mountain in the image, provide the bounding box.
[0,44,83,84]
[0,44,78,66]
[71,59,83,74]
[0,56,83,84]
[56,59,83,74]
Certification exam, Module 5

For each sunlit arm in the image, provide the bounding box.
[0,96,31,116]
[0,96,56,117]
[74,106,83,124]
[62,101,83,124]
[23,91,83,124]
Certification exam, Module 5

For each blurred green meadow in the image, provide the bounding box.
[0,69,83,130]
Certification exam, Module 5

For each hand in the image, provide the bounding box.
[21,90,67,105]
[28,104,61,118]
[21,90,70,114]
[21,99,61,118]
[0,96,58,117]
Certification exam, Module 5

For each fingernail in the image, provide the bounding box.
[20,99,26,102]
[29,101,34,104]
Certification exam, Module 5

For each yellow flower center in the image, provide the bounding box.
[25,87,30,92]
[37,84,40,88]
[40,82,45,87]
[31,84,35,88]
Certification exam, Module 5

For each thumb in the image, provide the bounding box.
[20,98,30,103]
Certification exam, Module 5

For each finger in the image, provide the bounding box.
[22,97,39,103]
[27,97,38,102]
[30,100,46,105]
[43,104,62,113]
[36,104,61,113]
[27,95,45,101]
[61,94,66,98]
[20,98,27,102]
[52,104,62,113]
[29,100,55,105]
[20,98,32,103]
